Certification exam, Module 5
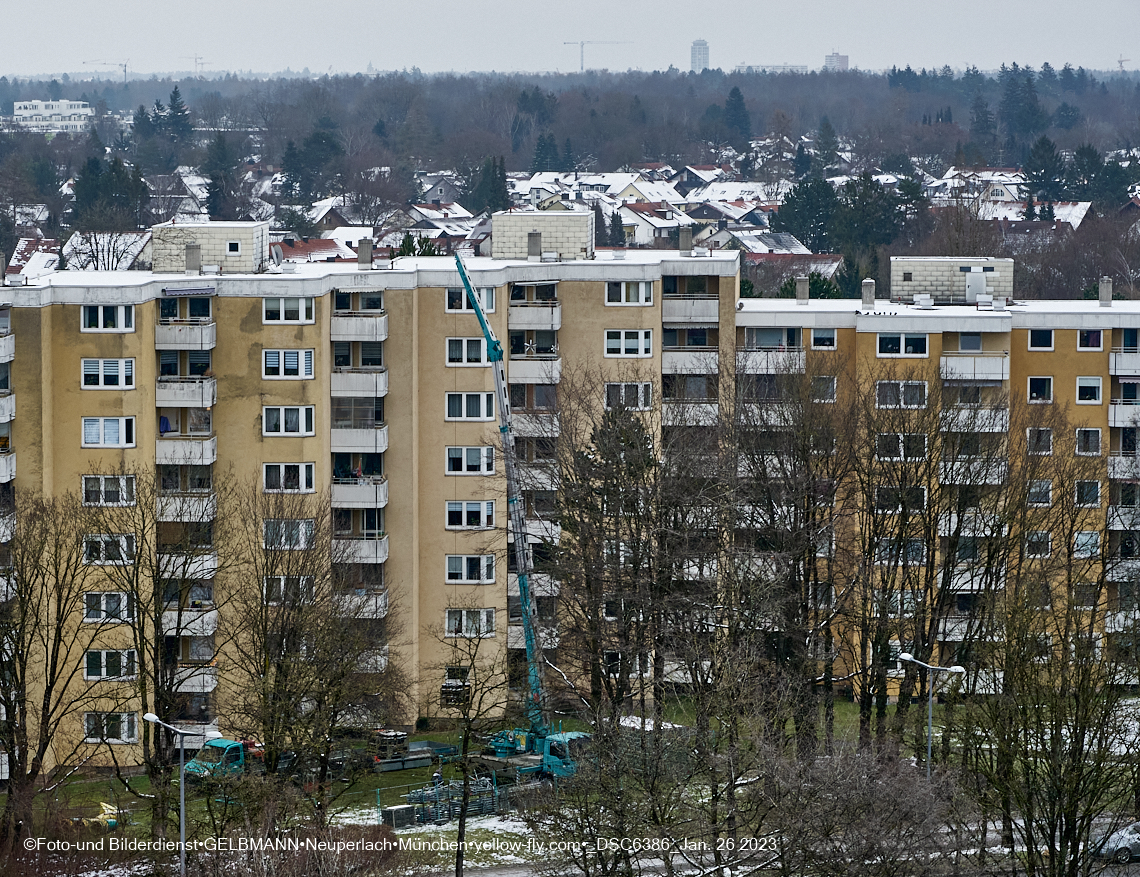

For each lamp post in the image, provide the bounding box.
[143,712,189,877]
[897,653,965,780]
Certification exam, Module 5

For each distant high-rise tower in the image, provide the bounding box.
[691,39,709,73]
[824,52,849,72]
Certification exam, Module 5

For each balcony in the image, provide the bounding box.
[663,295,720,324]
[738,347,806,374]
[508,572,559,597]
[358,646,390,673]
[942,405,1010,433]
[1111,399,1140,428]
[334,533,389,564]
[158,551,218,580]
[155,319,216,351]
[156,435,217,465]
[509,301,561,331]
[175,663,218,694]
[1110,506,1140,530]
[939,351,1010,382]
[508,356,561,383]
[336,590,389,619]
[332,476,389,509]
[518,461,558,491]
[0,510,13,542]
[1108,559,1140,582]
[0,451,16,483]
[0,333,14,364]
[332,367,388,397]
[938,513,1005,537]
[1106,610,1140,633]
[0,393,14,424]
[157,492,217,522]
[950,564,1005,591]
[513,413,559,437]
[1110,454,1140,479]
[939,459,1009,485]
[161,607,219,636]
[155,376,217,408]
[1111,348,1140,377]
[663,348,718,374]
[508,625,559,650]
[331,423,388,453]
[662,400,719,425]
[331,311,388,343]
[510,517,561,542]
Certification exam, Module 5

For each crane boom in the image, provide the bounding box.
[454,254,549,737]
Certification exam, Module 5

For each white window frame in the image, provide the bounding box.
[81,304,134,333]
[263,519,315,550]
[874,537,926,565]
[446,287,495,313]
[262,297,314,324]
[1076,428,1102,456]
[811,376,836,403]
[875,381,927,409]
[445,553,496,583]
[263,575,315,604]
[877,333,928,358]
[605,281,653,306]
[84,649,137,680]
[264,462,316,493]
[446,337,489,367]
[262,349,314,380]
[1028,479,1052,507]
[445,608,496,637]
[82,417,135,448]
[262,406,315,436]
[445,392,495,422]
[446,502,495,530]
[84,534,135,565]
[446,446,495,475]
[1076,376,1102,405]
[875,486,927,513]
[1075,480,1101,508]
[1078,329,1103,351]
[82,475,136,507]
[226,240,241,255]
[81,358,134,389]
[811,327,836,349]
[84,591,134,622]
[1074,531,1100,558]
[1028,328,1054,351]
[1027,427,1053,455]
[604,329,653,358]
[875,433,927,461]
[1027,376,1053,403]
[604,382,653,410]
[84,712,137,744]
[1025,531,1052,558]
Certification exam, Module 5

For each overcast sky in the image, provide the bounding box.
[14,0,1138,79]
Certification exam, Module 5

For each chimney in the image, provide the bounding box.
[528,231,542,262]
[185,243,201,275]
[861,277,876,309]
[1100,275,1113,307]
[357,238,373,270]
[795,275,809,305]
[679,226,692,256]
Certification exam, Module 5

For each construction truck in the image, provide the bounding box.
[451,255,588,782]
[183,738,272,784]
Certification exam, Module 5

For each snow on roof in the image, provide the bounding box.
[269,235,355,262]
[728,231,811,254]
[322,226,374,248]
[62,231,151,271]
[7,237,59,278]
[976,200,1091,227]
[686,180,792,204]
[628,180,684,203]
[408,202,473,222]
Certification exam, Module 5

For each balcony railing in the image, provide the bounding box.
[155,318,216,351]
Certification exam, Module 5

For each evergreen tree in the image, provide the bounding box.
[593,203,607,248]
[793,142,812,179]
[530,135,560,173]
[1039,202,1055,221]
[562,139,576,173]
[772,178,838,252]
[723,86,751,145]
[492,157,509,213]
[815,117,839,173]
[1023,198,1037,220]
[609,211,625,247]
[969,93,996,146]
[132,105,155,140]
[1023,135,1065,202]
[165,86,192,142]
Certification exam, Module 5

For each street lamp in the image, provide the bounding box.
[897,653,965,780]
[143,712,189,877]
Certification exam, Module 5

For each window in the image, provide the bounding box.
[1028,428,1053,455]
[446,287,495,313]
[1076,376,1102,404]
[605,382,653,410]
[263,406,315,436]
[508,329,557,357]
[264,463,315,493]
[188,351,211,376]
[446,502,495,529]
[1074,532,1100,558]
[605,281,652,305]
[877,333,927,356]
[959,332,982,351]
[84,712,136,744]
[263,519,315,549]
[875,486,926,513]
[226,240,241,255]
[1076,480,1101,507]
[446,446,495,474]
[1079,329,1102,350]
[188,297,211,319]
[1076,428,1101,456]
[83,475,135,506]
[1028,479,1052,507]
[441,667,471,706]
[604,329,652,358]
[447,338,488,366]
[85,649,137,680]
[876,381,926,409]
[81,304,134,332]
[82,359,134,388]
[876,433,927,460]
[84,592,133,622]
[332,397,383,429]
[1029,329,1053,350]
[1028,377,1052,402]
[954,536,980,564]
[1025,531,1051,558]
[445,554,495,582]
[84,535,135,565]
[811,328,836,349]
[874,538,926,565]
[445,392,495,421]
[811,376,836,402]
[262,350,314,379]
[263,297,314,323]
[82,417,135,447]
[445,608,496,637]
[264,576,315,603]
